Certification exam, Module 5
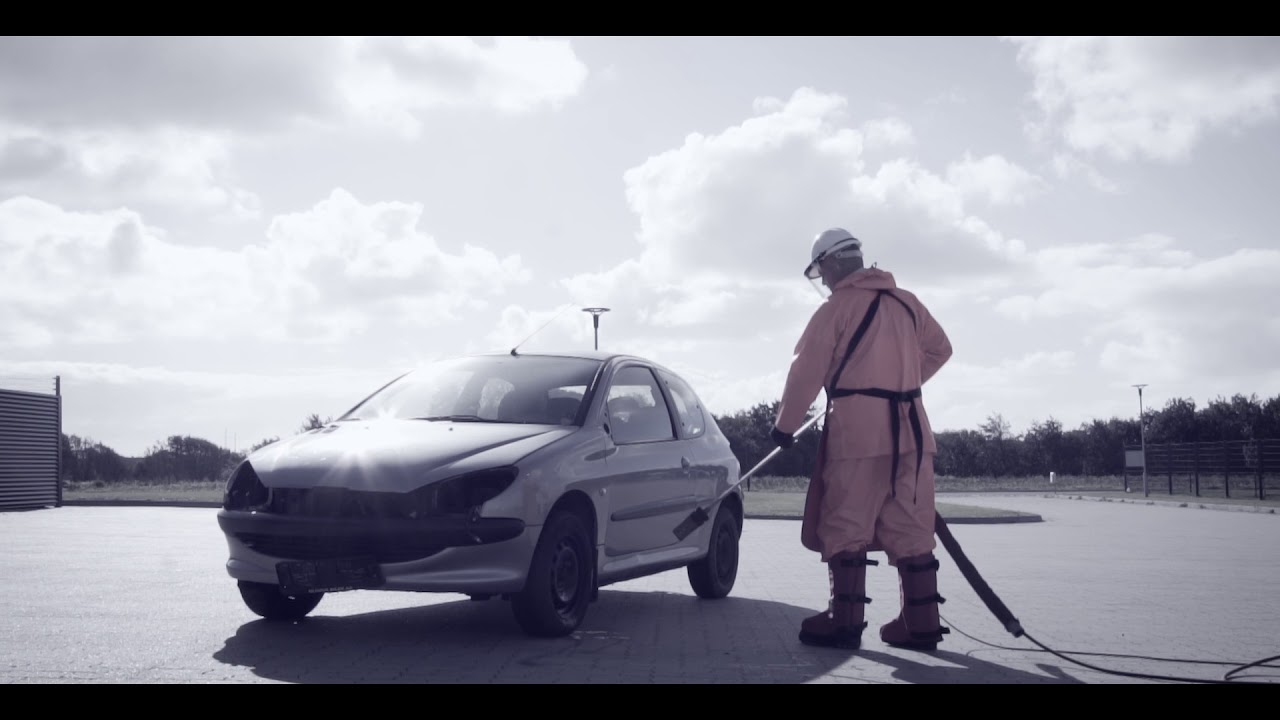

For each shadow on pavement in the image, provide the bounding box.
[213,588,1076,684]
[848,648,1084,684]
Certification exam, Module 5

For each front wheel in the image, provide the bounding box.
[511,511,594,637]
[687,505,739,599]
[238,580,324,621]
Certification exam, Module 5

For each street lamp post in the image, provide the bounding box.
[1133,384,1148,497]
[582,307,611,350]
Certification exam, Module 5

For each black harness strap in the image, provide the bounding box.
[826,289,924,501]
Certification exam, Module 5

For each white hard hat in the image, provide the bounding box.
[805,227,862,279]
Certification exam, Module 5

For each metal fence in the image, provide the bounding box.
[1124,439,1279,500]
[0,376,62,510]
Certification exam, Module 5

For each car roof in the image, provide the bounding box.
[471,349,690,380]
[478,349,649,365]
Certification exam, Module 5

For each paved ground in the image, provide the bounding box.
[1,493,1277,684]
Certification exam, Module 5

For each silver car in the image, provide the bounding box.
[217,350,743,637]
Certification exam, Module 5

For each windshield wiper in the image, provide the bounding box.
[416,415,505,423]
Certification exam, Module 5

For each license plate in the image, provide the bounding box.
[276,556,385,594]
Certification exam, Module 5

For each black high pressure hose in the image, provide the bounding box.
[933,512,1023,638]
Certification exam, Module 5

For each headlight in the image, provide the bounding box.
[415,466,518,516]
[224,460,269,511]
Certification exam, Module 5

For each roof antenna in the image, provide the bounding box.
[511,303,575,356]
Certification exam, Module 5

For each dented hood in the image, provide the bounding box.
[246,418,575,493]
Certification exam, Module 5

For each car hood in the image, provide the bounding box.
[247,419,575,493]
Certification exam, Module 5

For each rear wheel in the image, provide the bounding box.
[512,511,594,637]
[238,580,324,621]
[687,505,739,599]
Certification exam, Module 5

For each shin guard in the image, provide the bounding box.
[799,551,878,649]
[880,552,949,651]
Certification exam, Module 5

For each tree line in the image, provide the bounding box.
[714,392,1280,480]
[60,393,1279,484]
[59,414,329,485]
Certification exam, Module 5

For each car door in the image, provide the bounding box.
[654,366,723,542]
[599,364,692,557]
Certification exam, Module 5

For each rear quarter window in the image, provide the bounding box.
[659,370,706,439]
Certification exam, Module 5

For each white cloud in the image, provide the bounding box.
[1049,151,1122,193]
[1008,36,1280,162]
[338,36,589,136]
[944,351,1078,392]
[622,87,1026,292]
[0,127,261,219]
[946,152,1047,205]
[1098,332,1187,384]
[926,351,1083,434]
[693,367,794,418]
[593,63,621,87]
[0,36,589,214]
[861,117,915,150]
[995,233,1194,320]
[0,359,375,396]
[558,259,650,313]
[642,285,740,328]
[0,36,587,133]
[0,190,530,347]
[993,233,1280,384]
[998,234,1267,317]
[0,37,342,131]
[484,303,595,355]
[848,159,1029,264]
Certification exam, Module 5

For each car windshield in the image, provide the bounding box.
[342,355,603,426]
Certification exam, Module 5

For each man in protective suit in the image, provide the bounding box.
[770,228,953,651]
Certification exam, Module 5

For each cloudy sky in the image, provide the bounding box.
[2,36,1279,457]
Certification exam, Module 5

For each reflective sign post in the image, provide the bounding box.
[1133,384,1148,497]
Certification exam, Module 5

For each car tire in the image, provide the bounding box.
[687,505,739,599]
[511,510,594,637]
[237,580,324,621]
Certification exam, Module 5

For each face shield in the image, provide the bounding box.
[808,275,830,299]
[803,256,825,281]
[803,239,862,297]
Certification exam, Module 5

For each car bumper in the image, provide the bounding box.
[218,510,538,594]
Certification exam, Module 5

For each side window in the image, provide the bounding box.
[606,366,675,443]
[660,370,706,439]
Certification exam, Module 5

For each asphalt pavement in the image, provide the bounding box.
[1,493,1277,684]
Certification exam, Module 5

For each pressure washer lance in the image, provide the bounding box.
[673,410,826,541]
[671,408,1025,641]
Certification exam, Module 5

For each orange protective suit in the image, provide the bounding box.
[774,267,952,565]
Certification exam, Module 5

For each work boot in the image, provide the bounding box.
[799,551,877,649]
[880,552,949,651]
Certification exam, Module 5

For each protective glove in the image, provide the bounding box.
[770,426,795,450]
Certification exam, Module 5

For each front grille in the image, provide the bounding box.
[239,532,444,563]
[269,487,426,519]
[236,477,520,562]
[263,467,517,519]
